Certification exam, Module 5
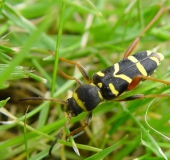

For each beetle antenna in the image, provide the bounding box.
[20,96,71,155]
[19,97,68,105]
[49,113,72,155]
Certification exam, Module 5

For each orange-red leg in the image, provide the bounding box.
[116,74,170,101]
[66,111,92,139]
[59,57,92,83]
[115,94,170,101]
[128,75,170,91]
[123,7,166,59]
[58,70,82,85]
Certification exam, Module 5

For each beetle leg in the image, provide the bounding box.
[123,7,166,59]
[128,75,170,91]
[59,57,92,83]
[66,111,92,139]
[115,94,170,101]
[58,70,83,85]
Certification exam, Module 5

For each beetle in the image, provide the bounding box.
[20,7,170,155]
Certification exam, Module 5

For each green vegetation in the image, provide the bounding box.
[0,0,170,159]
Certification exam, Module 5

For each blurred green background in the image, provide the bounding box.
[0,0,170,160]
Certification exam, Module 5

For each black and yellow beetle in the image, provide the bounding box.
[20,7,170,155]
[61,50,164,116]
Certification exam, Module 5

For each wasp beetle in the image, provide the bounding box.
[20,7,170,155]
